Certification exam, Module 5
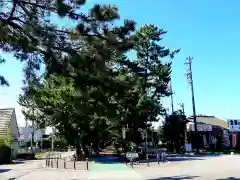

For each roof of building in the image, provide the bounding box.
[187,116,228,129]
[0,108,14,135]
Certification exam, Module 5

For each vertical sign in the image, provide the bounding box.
[232,134,237,147]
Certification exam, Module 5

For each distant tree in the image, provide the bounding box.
[162,110,187,153]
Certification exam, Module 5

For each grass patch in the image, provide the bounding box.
[35,153,48,159]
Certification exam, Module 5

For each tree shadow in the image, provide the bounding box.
[149,175,200,180]
[12,160,26,164]
[216,178,240,180]
[169,154,222,158]
[167,157,204,162]
[90,155,122,164]
[138,157,203,163]
[0,169,11,173]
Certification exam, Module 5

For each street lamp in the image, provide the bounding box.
[185,56,199,153]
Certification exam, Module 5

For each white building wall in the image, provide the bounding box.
[19,126,46,142]
[9,110,19,139]
[8,109,20,157]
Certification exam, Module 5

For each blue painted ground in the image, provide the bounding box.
[89,156,130,171]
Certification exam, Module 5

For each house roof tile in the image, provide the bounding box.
[187,116,228,129]
[0,108,14,135]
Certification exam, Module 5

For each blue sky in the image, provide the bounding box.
[1,0,240,126]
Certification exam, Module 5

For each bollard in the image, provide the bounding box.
[157,153,160,165]
[131,160,133,169]
[46,159,47,166]
[74,158,76,170]
[57,157,59,168]
[64,158,66,169]
[146,155,149,167]
[51,158,53,168]
[86,158,89,170]
[47,157,50,167]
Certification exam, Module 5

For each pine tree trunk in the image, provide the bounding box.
[75,133,85,161]
[76,134,81,161]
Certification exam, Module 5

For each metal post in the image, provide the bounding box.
[57,157,59,168]
[64,158,66,169]
[86,158,89,170]
[74,158,76,170]
[47,155,50,167]
[41,136,43,152]
[51,158,53,167]
[185,56,199,153]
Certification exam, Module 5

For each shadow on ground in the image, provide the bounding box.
[138,157,203,163]
[90,155,121,164]
[0,169,11,173]
[12,160,26,164]
[169,154,222,158]
[91,155,205,164]
[167,157,203,162]
[148,175,200,180]
[216,178,240,180]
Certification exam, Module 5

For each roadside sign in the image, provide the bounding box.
[232,134,237,147]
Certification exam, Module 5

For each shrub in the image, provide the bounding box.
[0,135,11,164]
[0,134,11,148]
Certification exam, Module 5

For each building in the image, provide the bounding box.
[0,108,20,158]
[18,125,46,145]
[186,116,229,150]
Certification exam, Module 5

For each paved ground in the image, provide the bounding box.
[2,155,240,179]
[135,155,240,179]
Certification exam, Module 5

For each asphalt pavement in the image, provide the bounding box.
[1,154,240,179]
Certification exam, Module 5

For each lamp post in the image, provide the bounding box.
[185,56,199,152]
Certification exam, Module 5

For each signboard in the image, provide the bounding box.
[228,119,240,132]
[232,134,237,147]
[126,152,139,161]
[187,123,212,132]
[197,124,212,131]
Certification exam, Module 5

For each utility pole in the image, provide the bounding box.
[185,56,199,153]
[170,81,174,114]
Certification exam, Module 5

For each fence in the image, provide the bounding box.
[45,152,90,170]
[126,152,168,168]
